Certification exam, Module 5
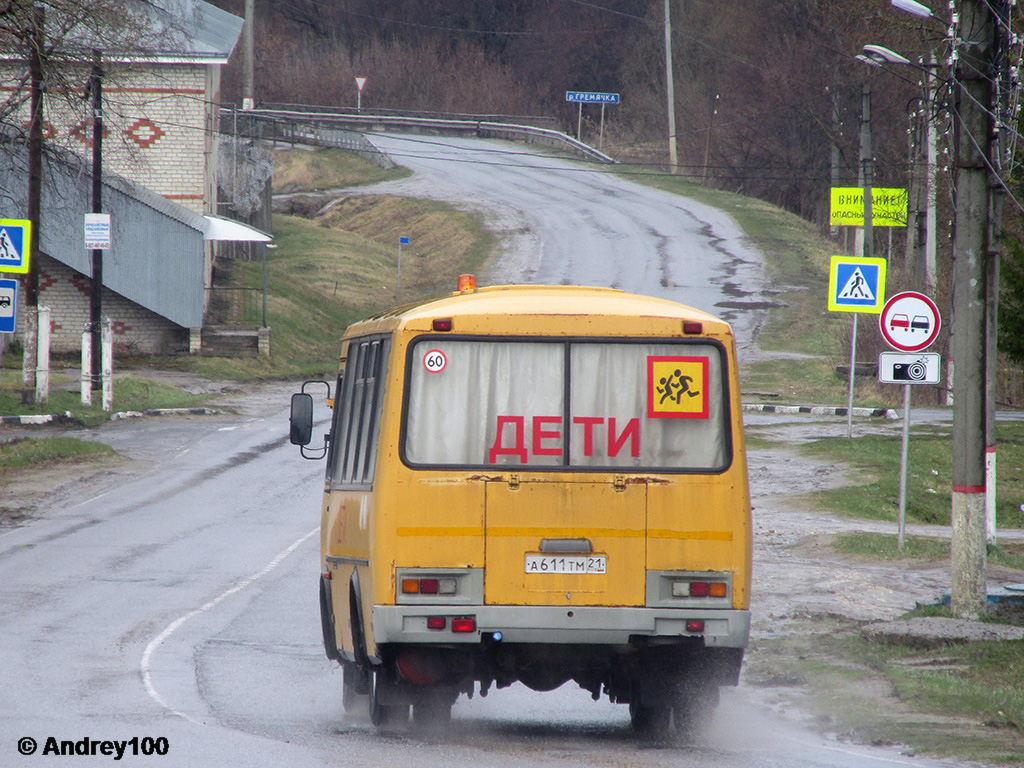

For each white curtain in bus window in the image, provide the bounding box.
[406,341,565,466]
[569,343,727,470]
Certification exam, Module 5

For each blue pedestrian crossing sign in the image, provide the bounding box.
[828,256,886,313]
[0,219,31,274]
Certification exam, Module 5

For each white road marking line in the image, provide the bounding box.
[140,526,318,723]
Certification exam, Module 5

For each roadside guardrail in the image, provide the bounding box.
[224,108,616,166]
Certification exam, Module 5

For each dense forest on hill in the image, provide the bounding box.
[212,0,946,225]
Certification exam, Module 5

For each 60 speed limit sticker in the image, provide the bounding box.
[423,349,447,373]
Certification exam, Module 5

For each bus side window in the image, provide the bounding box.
[359,341,388,483]
[323,371,345,484]
[332,338,389,489]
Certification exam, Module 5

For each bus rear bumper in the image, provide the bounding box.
[373,605,750,648]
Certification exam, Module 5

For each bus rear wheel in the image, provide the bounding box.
[369,668,409,728]
[629,698,671,737]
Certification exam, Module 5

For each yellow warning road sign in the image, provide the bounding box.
[830,188,908,227]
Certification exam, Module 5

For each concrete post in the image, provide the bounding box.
[81,326,92,407]
[663,0,678,174]
[101,318,113,412]
[35,305,49,405]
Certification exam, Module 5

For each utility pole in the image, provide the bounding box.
[905,67,936,290]
[242,0,254,110]
[860,82,874,261]
[846,80,874,439]
[830,88,841,239]
[663,0,678,174]
[22,6,44,404]
[701,93,718,184]
[949,0,997,619]
[925,55,938,292]
[89,51,103,392]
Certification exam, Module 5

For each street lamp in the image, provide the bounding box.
[861,45,911,66]
[891,0,933,18]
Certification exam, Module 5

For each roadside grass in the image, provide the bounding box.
[746,618,1024,764]
[831,532,1024,572]
[785,422,1024,529]
[0,435,119,527]
[0,435,115,471]
[272,147,410,192]
[0,369,206,425]
[739,356,892,408]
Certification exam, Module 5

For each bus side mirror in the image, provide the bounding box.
[290,393,314,446]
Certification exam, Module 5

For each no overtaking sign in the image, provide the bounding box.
[879,291,941,352]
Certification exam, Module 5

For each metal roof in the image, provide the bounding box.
[135,1,244,62]
[1,141,207,328]
[0,1,243,64]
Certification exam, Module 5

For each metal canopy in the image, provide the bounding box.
[202,215,273,242]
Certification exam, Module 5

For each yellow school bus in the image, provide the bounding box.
[290,277,751,735]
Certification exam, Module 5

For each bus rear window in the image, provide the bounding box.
[403,338,729,472]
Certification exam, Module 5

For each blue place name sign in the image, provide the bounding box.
[565,91,620,104]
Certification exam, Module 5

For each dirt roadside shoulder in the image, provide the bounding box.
[743,421,1024,763]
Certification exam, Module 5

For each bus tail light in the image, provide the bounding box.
[683,321,703,335]
[402,577,457,595]
[451,617,476,633]
[426,616,446,630]
[432,318,453,331]
[686,620,705,633]
[671,580,728,598]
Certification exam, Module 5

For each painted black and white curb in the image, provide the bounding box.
[1,407,220,426]
[743,403,899,419]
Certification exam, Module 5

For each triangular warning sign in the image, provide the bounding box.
[0,229,17,261]
[837,267,875,302]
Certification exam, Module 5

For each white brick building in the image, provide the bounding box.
[0,1,243,353]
